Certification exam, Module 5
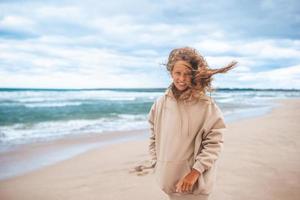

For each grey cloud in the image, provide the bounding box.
[0,0,299,88]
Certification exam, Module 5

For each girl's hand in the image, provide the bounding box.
[175,169,201,193]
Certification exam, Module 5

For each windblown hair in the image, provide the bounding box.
[165,47,237,101]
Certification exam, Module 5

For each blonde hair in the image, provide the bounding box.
[165,47,237,101]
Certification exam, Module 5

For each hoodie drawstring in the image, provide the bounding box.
[176,100,183,136]
[164,88,191,137]
[183,100,191,136]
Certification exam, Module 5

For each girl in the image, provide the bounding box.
[148,47,237,200]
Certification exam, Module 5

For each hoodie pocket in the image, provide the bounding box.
[155,160,192,195]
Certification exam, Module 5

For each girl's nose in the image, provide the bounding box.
[179,75,186,81]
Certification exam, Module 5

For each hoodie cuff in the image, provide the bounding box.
[150,159,157,168]
[192,161,206,174]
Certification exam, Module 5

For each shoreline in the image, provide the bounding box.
[0,98,282,181]
[1,94,283,150]
[0,99,299,199]
[0,129,148,181]
[0,98,280,181]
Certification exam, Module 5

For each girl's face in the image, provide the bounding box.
[171,61,192,91]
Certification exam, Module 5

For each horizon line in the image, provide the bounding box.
[0,87,300,91]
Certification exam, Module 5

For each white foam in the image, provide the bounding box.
[0,114,148,145]
[24,102,83,108]
[0,90,162,109]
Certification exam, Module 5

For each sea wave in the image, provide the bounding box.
[0,88,299,147]
[23,102,84,108]
[0,114,148,144]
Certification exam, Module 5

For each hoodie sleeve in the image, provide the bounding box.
[192,101,226,174]
[148,101,157,168]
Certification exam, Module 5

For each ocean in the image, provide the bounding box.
[1,88,300,150]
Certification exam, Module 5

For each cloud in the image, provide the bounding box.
[237,64,300,89]
[0,0,299,89]
[0,15,38,39]
[212,64,300,89]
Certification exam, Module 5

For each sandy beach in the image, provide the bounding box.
[0,99,300,200]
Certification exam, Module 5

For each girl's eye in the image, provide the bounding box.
[173,71,192,77]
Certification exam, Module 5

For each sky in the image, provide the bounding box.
[0,0,299,89]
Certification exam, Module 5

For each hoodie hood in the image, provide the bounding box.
[164,84,211,103]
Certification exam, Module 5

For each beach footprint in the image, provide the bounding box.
[129,160,154,176]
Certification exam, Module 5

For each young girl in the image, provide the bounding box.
[148,47,237,200]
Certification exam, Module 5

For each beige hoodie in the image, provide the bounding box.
[148,87,226,196]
